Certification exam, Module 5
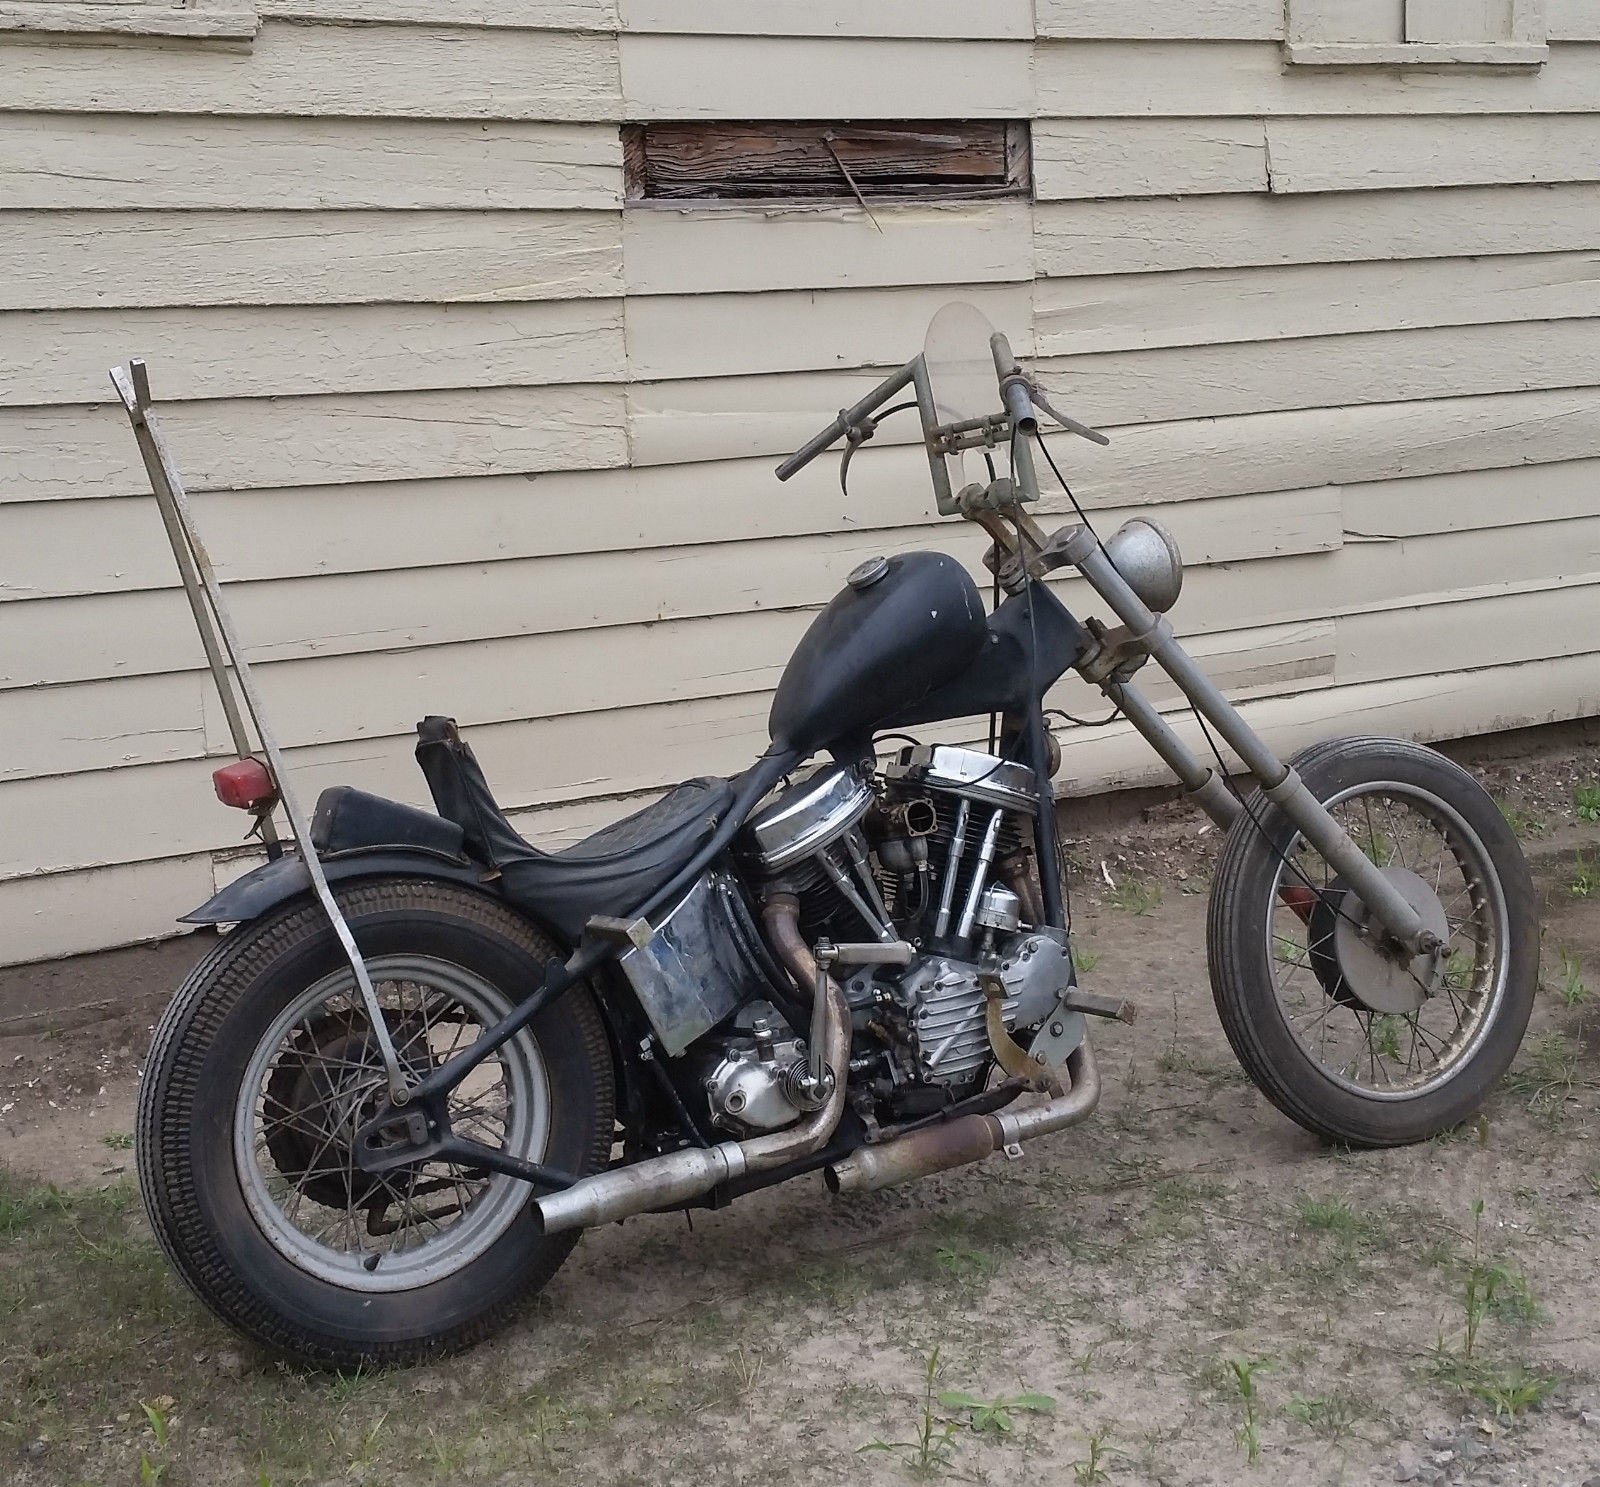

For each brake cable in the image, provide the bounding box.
[837,398,919,496]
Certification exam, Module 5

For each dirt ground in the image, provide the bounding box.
[4,731,1600,1487]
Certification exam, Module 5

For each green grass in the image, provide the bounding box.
[1106,877,1163,916]
[1574,782,1600,824]
[1555,946,1588,1008]
[1072,944,1102,975]
[1570,851,1600,899]
[1504,1030,1586,1125]
[1495,799,1547,840]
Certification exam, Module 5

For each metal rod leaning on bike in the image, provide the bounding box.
[109,360,413,1105]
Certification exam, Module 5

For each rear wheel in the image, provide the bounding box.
[1207,738,1537,1147]
[137,879,614,1369]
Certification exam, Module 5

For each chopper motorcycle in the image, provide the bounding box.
[135,304,1537,1368]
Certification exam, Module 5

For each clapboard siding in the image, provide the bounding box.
[627,321,1600,465]
[0,510,1341,702]
[616,36,1032,119]
[4,13,1599,961]
[1036,41,1600,117]
[0,210,625,309]
[1034,252,1600,356]
[6,643,1599,960]
[0,23,620,119]
[1034,184,1600,277]
[0,301,627,406]
[7,589,1598,877]
[622,201,1033,296]
[1033,120,1269,199]
[1266,116,1600,192]
[261,0,617,26]
[8,510,1595,774]
[2,482,1341,602]
[616,0,1035,39]
[1053,650,1600,793]
[0,115,622,211]
[2,385,629,503]
[623,282,1036,381]
[1037,0,1284,40]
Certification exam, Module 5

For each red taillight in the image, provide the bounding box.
[213,758,275,810]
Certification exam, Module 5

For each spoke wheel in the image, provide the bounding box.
[236,955,549,1292]
[137,878,614,1369]
[1207,737,1537,1147]
[1266,783,1507,1100]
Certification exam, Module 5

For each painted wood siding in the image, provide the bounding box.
[3,4,1599,964]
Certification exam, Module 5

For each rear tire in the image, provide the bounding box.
[1206,738,1537,1147]
[136,879,614,1369]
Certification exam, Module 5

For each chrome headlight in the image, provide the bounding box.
[1105,518,1183,614]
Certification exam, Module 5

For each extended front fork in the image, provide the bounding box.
[981,510,1441,962]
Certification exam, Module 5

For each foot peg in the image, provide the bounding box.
[1060,988,1139,1024]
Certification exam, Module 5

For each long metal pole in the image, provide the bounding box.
[110,362,410,1102]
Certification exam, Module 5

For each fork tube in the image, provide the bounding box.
[1058,529,1431,951]
[1102,681,1242,831]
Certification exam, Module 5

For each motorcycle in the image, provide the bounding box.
[133,304,1537,1369]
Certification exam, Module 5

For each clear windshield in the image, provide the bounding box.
[923,301,1003,492]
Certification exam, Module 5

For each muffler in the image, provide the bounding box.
[824,1039,1099,1197]
[535,892,852,1236]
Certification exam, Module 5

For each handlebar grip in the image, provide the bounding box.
[775,413,849,482]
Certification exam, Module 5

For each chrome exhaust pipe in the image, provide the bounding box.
[536,892,852,1236]
[824,1039,1099,1197]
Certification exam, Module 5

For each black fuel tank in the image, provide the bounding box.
[768,551,987,756]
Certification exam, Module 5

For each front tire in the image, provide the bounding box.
[1207,737,1537,1147]
[136,879,614,1369]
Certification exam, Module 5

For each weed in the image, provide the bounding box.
[1372,1015,1405,1062]
[1072,1427,1113,1484]
[934,1245,995,1282]
[1272,934,1310,968]
[1570,852,1600,899]
[1296,1194,1360,1236]
[1556,947,1589,1007]
[1505,1031,1584,1124]
[139,1399,172,1485]
[1107,877,1162,916]
[859,1347,962,1477]
[1575,782,1600,823]
[1073,945,1102,976]
[1225,1357,1270,1466]
[101,1132,134,1151]
[937,1387,1054,1436]
[1431,1355,1557,1418]
[1285,1389,1363,1444]
[1358,824,1394,864]
[1496,800,1545,840]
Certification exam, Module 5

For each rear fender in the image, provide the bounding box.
[180,847,493,925]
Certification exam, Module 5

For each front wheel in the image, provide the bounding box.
[136,879,615,1369]
[1207,737,1537,1147]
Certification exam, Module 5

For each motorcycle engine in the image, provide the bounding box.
[712,745,1073,1129]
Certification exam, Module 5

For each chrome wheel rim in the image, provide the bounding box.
[233,955,549,1292]
[1265,781,1509,1101]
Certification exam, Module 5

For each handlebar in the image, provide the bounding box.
[774,333,1108,492]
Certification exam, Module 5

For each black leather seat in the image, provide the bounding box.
[415,716,732,942]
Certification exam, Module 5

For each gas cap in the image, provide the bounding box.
[847,555,890,590]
